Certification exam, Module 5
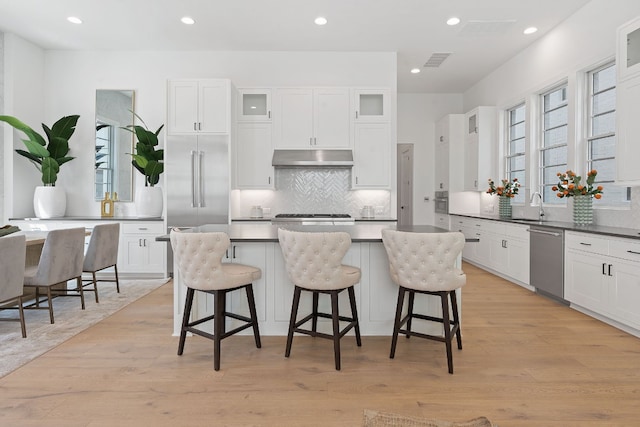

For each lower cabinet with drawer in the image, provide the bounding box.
[118,222,167,276]
[565,231,640,332]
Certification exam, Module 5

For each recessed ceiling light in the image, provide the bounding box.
[446,17,461,26]
[523,27,538,35]
[410,68,421,74]
[181,16,195,25]
[314,16,328,26]
[67,16,82,24]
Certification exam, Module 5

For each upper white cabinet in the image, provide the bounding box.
[435,114,464,191]
[237,89,272,122]
[353,123,391,188]
[273,88,351,148]
[235,123,274,189]
[463,106,496,191]
[167,79,230,135]
[353,89,390,122]
[617,16,640,81]
[616,17,640,184]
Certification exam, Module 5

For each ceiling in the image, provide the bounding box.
[0,0,592,93]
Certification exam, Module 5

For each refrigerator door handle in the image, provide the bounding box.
[190,150,197,207]
[198,150,205,207]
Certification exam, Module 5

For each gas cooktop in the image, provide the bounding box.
[272,213,353,223]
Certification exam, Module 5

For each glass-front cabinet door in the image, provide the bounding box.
[617,16,640,81]
[237,89,272,121]
[353,89,389,122]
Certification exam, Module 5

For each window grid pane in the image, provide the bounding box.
[588,62,629,206]
[540,85,568,203]
[506,103,526,204]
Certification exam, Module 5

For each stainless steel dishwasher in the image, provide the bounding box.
[529,225,567,303]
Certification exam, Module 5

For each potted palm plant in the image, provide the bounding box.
[123,112,164,217]
[0,114,80,218]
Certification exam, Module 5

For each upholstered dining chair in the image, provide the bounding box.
[277,228,362,370]
[23,227,86,324]
[170,229,262,371]
[0,234,28,337]
[381,229,466,374]
[82,222,121,303]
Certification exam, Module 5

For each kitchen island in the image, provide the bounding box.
[158,223,460,336]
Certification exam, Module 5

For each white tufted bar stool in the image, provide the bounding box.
[278,228,362,370]
[381,230,466,374]
[170,229,262,371]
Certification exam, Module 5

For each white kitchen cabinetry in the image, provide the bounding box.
[463,107,496,191]
[353,89,390,122]
[434,213,450,230]
[565,231,640,331]
[273,88,351,148]
[234,123,273,189]
[451,216,529,286]
[435,114,464,191]
[353,122,391,188]
[119,222,166,275]
[167,79,230,135]
[237,88,271,122]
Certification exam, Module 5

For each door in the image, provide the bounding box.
[235,123,273,188]
[397,144,413,226]
[273,88,313,148]
[167,80,199,134]
[166,135,199,226]
[199,80,229,133]
[314,88,351,147]
[353,123,390,188]
[198,134,229,224]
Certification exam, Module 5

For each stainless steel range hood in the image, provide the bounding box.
[272,149,354,168]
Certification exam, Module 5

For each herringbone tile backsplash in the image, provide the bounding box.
[235,168,391,218]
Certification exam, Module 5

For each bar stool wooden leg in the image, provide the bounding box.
[246,284,261,348]
[331,290,341,370]
[285,286,302,358]
[348,286,362,347]
[91,272,100,303]
[18,296,26,338]
[390,286,406,359]
[114,264,121,293]
[450,290,462,350]
[213,289,225,371]
[47,286,54,324]
[311,292,319,335]
[440,291,454,374]
[406,290,415,338]
[77,277,85,310]
[178,288,195,356]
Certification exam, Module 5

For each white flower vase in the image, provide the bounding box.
[573,195,593,225]
[33,186,66,218]
[498,196,512,219]
[135,186,163,218]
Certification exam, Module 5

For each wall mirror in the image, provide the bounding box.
[95,90,135,201]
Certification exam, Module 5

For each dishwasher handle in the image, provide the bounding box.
[527,228,561,237]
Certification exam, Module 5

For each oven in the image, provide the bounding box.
[434,191,449,214]
[271,214,354,226]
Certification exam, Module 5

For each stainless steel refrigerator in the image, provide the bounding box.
[165,134,229,274]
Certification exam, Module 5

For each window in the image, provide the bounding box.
[506,103,526,204]
[587,62,629,206]
[540,84,568,204]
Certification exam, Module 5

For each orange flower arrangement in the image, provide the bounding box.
[486,178,520,198]
[553,170,603,199]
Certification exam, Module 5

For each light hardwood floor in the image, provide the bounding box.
[1,262,639,426]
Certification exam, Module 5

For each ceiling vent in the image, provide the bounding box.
[423,52,451,68]
[458,20,516,36]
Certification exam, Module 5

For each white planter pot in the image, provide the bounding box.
[135,186,163,218]
[33,186,66,218]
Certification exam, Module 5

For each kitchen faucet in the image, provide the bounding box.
[531,191,545,221]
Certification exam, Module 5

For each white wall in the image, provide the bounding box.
[397,93,463,225]
[2,34,45,220]
[462,0,640,227]
[4,47,396,217]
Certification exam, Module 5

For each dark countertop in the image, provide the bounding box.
[450,213,640,240]
[10,216,163,222]
[158,223,446,243]
[231,217,397,222]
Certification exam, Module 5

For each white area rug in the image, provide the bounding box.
[0,278,169,378]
